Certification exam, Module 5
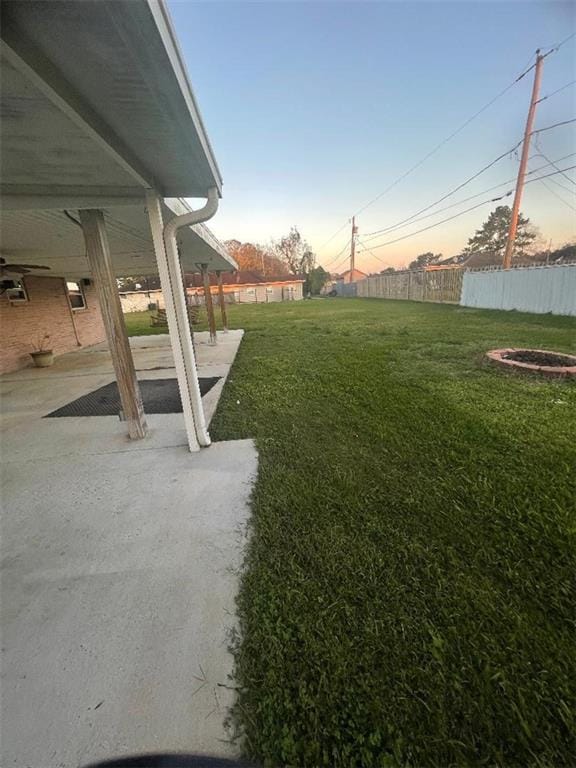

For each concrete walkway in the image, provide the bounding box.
[0,332,258,767]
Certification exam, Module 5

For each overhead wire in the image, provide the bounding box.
[361,139,523,239]
[360,153,576,242]
[536,79,576,104]
[546,176,576,194]
[322,238,351,269]
[533,137,576,186]
[537,178,576,211]
[323,43,574,263]
[352,58,543,219]
[358,165,576,252]
[532,117,576,135]
[357,240,388,265]
[549,32,576,52]
[317,221,350,252]
[330,252,354,274]
[320,50,549,255]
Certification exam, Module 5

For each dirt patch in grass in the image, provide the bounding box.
[505,349,576,366]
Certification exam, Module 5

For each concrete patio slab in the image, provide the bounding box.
[2,438,257,767]
[0,330,243,429]
[0,330,258,768]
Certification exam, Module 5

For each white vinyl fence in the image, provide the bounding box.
[460,264,576,316]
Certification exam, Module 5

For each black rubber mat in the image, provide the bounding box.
[45,377,220,418]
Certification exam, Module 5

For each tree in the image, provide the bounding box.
[380,267,396,274]
[547,242,576,264]
[408,252,442,270]
[225,240,288,277]
[462,205,537,262]
[273,227,314,276]
[305,265,330,295]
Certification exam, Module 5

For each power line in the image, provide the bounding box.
[551,32,576,52]
[366,195,512,251]
[526,165,576,184]
[362,138,523,239]
[536,80,576,104]
[537,178,576,211]
[348,55,545,221]
[532,118,576,135]
[358,154,575,244]
[547,176,576,194]
[357,240,388,266]
[318,221,350,252]
[321,47,574,258]
[330,252,353,274]
[361,165,576,252]
[532,139,576,186]
[323,238,351,268]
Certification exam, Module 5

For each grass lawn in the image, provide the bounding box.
[133,300,575,766]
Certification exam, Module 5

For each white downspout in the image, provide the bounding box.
[162,187,219,447]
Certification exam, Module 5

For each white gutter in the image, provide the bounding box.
[162,187,219,447]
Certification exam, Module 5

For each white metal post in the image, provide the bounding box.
[146,193,205,452]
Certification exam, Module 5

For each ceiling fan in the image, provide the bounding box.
[0,257,51,277]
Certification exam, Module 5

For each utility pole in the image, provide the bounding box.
[350,216,358,277]
[502,50,544,269]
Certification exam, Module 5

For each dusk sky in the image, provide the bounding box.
[169,1,575,272]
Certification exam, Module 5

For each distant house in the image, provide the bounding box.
[119,289,164,314]
[186,271,305,303]
[338,268,367,284]
[438,247,576,270]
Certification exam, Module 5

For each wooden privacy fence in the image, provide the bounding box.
[356,268,463,303]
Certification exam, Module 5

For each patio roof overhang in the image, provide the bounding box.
[0,199,236,280]
[0,0,236,450]
[0,0,236,276]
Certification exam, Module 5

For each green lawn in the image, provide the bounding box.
[134,300,575,766]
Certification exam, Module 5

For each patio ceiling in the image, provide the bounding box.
[0,0,235,277]
[0,0,222,200]
[0,199,236,279]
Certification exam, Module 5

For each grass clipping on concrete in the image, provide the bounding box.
[209,299,575,767]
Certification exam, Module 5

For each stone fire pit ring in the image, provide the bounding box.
[486,348,576,379]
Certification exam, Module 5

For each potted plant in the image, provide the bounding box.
[30,334,54,368]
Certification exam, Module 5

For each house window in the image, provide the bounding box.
[5,279,28,303]
[67,280,86,310]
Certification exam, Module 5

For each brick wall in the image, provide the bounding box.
[0,276,106,374]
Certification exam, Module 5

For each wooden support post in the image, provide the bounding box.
[216,270,228,332]
[201,264,217,345]
[79,209,147,440]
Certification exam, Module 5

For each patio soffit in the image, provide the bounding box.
[0,0,222,204]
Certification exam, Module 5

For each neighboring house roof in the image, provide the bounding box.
[338,269,367,282]
[457,252,502,269]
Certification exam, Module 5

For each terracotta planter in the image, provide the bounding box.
[30,350,54,368]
